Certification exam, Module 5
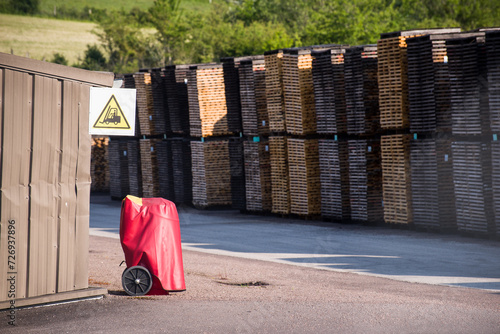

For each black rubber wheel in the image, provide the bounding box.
[122,266,153,296]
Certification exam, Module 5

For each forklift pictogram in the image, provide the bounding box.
[102,106,121,125]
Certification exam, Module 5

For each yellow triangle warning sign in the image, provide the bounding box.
[93,95,131,129]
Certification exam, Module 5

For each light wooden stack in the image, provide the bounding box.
[188,65,231,138]
[381,134,412,225]
[133,71,156,136]
[265,50,286,133]
[191,140,232,208]
[282,49,316,136]
[269,136,290,214]
[288,138,321,216]
[319,139,350,220]
[243,140,272,212]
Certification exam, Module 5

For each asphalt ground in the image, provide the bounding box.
[1,194,499,333]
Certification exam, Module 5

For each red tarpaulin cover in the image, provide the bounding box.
[120,195,186,294]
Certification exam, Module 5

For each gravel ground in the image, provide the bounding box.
[1,235,499,333]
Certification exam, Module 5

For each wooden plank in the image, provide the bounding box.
[0,69,33,301]
[28,75,61,297]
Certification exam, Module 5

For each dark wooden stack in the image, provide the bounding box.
[405,30,462,133]
[187,65,232,137]
[436,137,457,230]
[312,49,335,134]
[446,36,490,136]
[221,57,243,133]
[452,141,494,234]
[490,141,500,235]
[123,74,141,137]
[91,137,109,193]
[126,139,142,198]
[239,60,259,136]
[244,140,272,212]
[134,71,157,136]
[181,139,193,204]
[282,49,316,135]
[381,134,413,225]
[164,64,191,135]
[150,68,168,134]
[109,139,129,200]
[191,140,232,208]
[344,45,379,135]
[319,139,350,220]
[229,137,246,210]
[288,138,321,216]
[348,139,383,223]
[269,136,290,214]
[156,140,175,201]
[487,31,500,133]
[265,50,286,133]
[139,138,161,198]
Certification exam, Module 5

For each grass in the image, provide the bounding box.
[39,0,213,16]
[0,13,99,64]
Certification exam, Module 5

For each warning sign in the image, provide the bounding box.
[89,87,136,136]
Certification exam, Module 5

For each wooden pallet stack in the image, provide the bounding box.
[156,140,175,201]
[487,31,500,133]
[243,140,272,212]
[91,137,110,193]
[381,134,413,225]
[126,139,142,198]
[239,60,259,136]
[265,50,286,133]
[344,45,379,135]
[229,137,246,211]
[451,141,494,234]
[191,140,232,208]
[319,139,350,220]
[164,65,183,135]
[188,64,232,137]
[288,138,321,216]
[108,139,130,200]
[282,49,316,136]
[221,57,243,133]
[150,68,169,134]
[347,139,383,223]
[133,71,157,136]
[139,138,161,198]
[436,137,458,230]
[269,136,290,214]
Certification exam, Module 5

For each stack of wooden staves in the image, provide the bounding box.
[134,71,157,136]
[221,57,243,133]
[265,50,286,133]
[191,141,232,208]
[91,137,110,193]
[344,45,379,135]
[288,138,321,216]
[319,139,350,220]
[156,140,174,201]
[150,68,168,134]
[239,60,260,136]
[269,136,290,214]
[108,140,130,200]
[282,49,316,136]
[139,139,161,198]
[243,140,272,212]
[348,139,383,223]
[126,139,142,198]
[229,137,246,211]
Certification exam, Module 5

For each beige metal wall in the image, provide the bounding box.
[0,53,113,302]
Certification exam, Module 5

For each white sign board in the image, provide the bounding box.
[89,87,136,136]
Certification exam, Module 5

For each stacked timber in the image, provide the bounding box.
[265,50,286,133]
[164,64,191,135]
[239,59,268,136]
[229,137,246,210]
[282,49,316,135]
[140,138,161,198]
[344,45,380,135]
[491,141,500,235]
[134,71,157,136]
[244,140,272,212]
[157,140,175,201]
[487,31,500,133]
[126,139,142,198]
[191,140,232,208]
[188,65,232,138]
[150,68,168,134]
[269,136,290,214]
[109,139,129,199]
[288,138,321,216]
[436,138,457,230]
[446,35,490,135]
[319,139,350,220]
[452,141,494,234]
[381,134,412,225]
[91,137,109,193]
[221,57,243,133]
[348,139,383,223]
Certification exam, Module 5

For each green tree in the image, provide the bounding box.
[77,44,108,71]
[50,53,68,66]
[9,0,39,14]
